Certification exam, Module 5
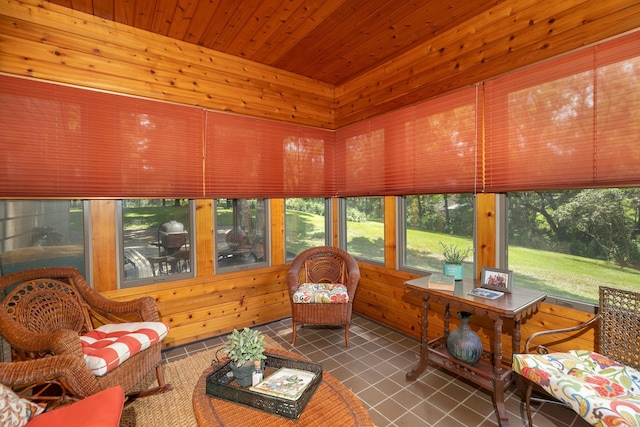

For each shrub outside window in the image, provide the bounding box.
[121,199,193,286]
[215,199,269,271]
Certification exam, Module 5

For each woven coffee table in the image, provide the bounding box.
[192,347,374,426]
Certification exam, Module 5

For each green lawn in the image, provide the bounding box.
[343,218,640,305]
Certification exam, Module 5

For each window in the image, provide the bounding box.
[342,197,384,263]
[0,200,86,276]
[400,194,474,276]
[120,199,193,286]
[285,198,330,261]
[508,188,640,305]
[215,199,269,271]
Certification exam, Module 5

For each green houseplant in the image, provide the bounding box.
[224,327,267,386]
[440,241,472,280]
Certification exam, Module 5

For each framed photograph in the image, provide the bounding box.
[480,267,513,293]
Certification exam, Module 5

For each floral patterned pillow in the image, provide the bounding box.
[0,383,45,427]
[292,283,349,303]
[513,350,640,426]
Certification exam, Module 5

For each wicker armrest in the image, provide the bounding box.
[0,307,81,356]
[69,268,160,323]
[524,314,600,354]
[0,355,100,401]
[85,295,160,325]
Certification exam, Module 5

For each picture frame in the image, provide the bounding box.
[480,267,513,293]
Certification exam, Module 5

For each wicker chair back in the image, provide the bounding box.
[304,255,346,284]
[598,286,640,369]
[3,279,92,335]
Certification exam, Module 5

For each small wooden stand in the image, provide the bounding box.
[405,278,546,427]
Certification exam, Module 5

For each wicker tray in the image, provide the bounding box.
[205,352,323,420]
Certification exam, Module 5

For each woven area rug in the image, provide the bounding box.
[119,336,281,427]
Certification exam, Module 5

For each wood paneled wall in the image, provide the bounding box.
[0,0,335,129]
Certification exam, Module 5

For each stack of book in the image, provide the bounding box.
[425,273,456,291]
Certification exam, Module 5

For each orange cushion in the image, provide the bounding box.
[26,386,124,427]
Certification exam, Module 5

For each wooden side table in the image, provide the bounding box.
[405,277,546,427]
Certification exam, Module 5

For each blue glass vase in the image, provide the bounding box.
[446,311,483,365]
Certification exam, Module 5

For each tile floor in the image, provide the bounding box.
[162,314,590,427]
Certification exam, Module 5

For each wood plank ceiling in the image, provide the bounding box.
[45,0,501,86]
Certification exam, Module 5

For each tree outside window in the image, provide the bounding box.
[508,188,640,304]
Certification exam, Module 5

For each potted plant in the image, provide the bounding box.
[224,327,267,386]
[440,241,472,280]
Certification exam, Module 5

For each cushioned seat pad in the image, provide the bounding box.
[26,385,124,427]
[80,322,169,376]
[513,350,640,426]
[292,283,349,303]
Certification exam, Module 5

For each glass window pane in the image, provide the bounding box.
[122,199,193,285]
[285,198,329,261]
[508,188,640,305]
[401,194,474,277]
[0,200,86,276]
[344,197,384,263]
[215,199,268,270]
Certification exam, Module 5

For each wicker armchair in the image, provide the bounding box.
[286,246,360,346]
[513,286,640,426]
[0,267,171,400]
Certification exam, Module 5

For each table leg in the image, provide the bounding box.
[512,318,522,355]
[492,317,510,427]
[406,297,430,381]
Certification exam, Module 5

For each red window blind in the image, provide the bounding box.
[0,76,203,198]
[484,30,640,192]
[335,120,386,196]
[204,111,335,198]
[335,87,479,196]
[282,126,336,197]
[413,88,479,194]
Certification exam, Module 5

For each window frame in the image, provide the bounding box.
[117,199,196,288]
[0,199,89,278]
[284,198,331,262]
[214,198,270,274]
[397,194,476,277]
[340,196,385,265]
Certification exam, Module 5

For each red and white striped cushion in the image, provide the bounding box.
[80,322,169,376]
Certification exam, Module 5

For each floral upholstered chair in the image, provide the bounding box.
[513,286,640,427]
[287,246,360,346]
